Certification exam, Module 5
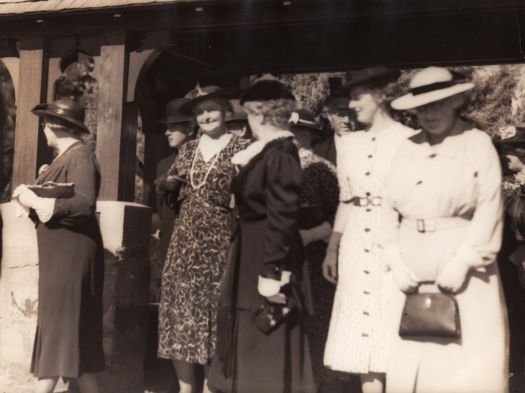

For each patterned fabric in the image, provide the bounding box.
[297,150,352,384]
[158,135,250,364]
[324,121,414,374]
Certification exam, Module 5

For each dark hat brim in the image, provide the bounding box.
[226,113,247,123]
[290,123,324,134]
[339,68,401,95]
[180,87,238,114]
[32,105,90,133]
[324,96,351,111]
[159,116,191,125]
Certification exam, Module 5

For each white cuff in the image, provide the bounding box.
[383,243,403,272]
[14,199,30,218]
[257,276,282,297]
[452,245,489,272]
[33,198,56,223]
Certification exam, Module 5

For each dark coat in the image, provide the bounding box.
[498,203,525,376]
[30,142,105,378]
[155,151,178,263]
[210,137,315,393]
[312,135,337,166]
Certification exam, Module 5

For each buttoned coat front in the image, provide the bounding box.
[383,129,508,393]
[324,121,414,374]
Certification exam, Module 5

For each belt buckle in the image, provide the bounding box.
[416,219,426,233]
[359,197,369,207]
[370,196,382,207]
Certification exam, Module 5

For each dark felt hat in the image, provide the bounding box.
[324,96,351,112]
[240,78,295,104]
[31,98,89,133]
[226,99,247,123]
[180,85,238,114]
[340,67,401,95]
[160,98,191,124]
[496,124,525,145]
[289,109,322,133]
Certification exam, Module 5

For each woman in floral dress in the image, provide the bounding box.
[158,86,249,393]
[289,109,346,389]
[322,67,414,393]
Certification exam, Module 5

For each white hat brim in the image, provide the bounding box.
[391,83,474,110]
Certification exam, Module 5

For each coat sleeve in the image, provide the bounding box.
[320,163,340,225]
[379,155,404,271]
[449,134,503,269]
[261,147,302,280]
[52,151,99,227]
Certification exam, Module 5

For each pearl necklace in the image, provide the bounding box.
[189,145,222,190]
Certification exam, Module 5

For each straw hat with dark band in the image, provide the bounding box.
[391,67,474,110]
[31,98,89,133]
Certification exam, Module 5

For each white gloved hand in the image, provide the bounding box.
[13,185,39,208]
[435,260,470,293]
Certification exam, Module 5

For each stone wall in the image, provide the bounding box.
[0,201,152,393]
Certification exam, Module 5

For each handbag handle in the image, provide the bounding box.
[414,280,448,294]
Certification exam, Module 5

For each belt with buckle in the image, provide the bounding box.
[348,196,383,207]
[401,216,470,233]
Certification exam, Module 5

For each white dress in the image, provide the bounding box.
[323,121,414,374]
[382,128,508,393]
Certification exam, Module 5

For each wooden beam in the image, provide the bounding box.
[11,38,48,188]
[119,101,138,202]
[95,31,133,201]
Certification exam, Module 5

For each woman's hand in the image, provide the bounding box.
[323,231,341,284]
[436,261,470,293]
[390,260,419,293]
[322,250,338,284]
[13,184,39,208]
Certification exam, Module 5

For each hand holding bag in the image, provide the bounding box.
[399,282,461,339]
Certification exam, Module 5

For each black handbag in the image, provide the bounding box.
[399,282,461,339]
[28,182,75,198]
[253,296,297,335]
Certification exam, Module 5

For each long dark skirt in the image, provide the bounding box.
[31,217,105,378]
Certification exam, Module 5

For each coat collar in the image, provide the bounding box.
[231,130,294,167]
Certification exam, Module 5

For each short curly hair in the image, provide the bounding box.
[243,99,296,129]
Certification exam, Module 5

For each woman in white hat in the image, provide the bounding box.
[383,66,508,393]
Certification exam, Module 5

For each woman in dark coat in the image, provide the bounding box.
[210,77,316,393]
[13,98,104,393]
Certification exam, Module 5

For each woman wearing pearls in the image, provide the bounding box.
[157,85,249,393]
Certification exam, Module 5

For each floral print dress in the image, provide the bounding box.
[297,149,349,384]
[158,135,249,364]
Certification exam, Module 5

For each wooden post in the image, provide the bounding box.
[11,38,48,188]
[95,31,135,201]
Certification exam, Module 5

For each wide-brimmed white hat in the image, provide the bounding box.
[391,67,474,110]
